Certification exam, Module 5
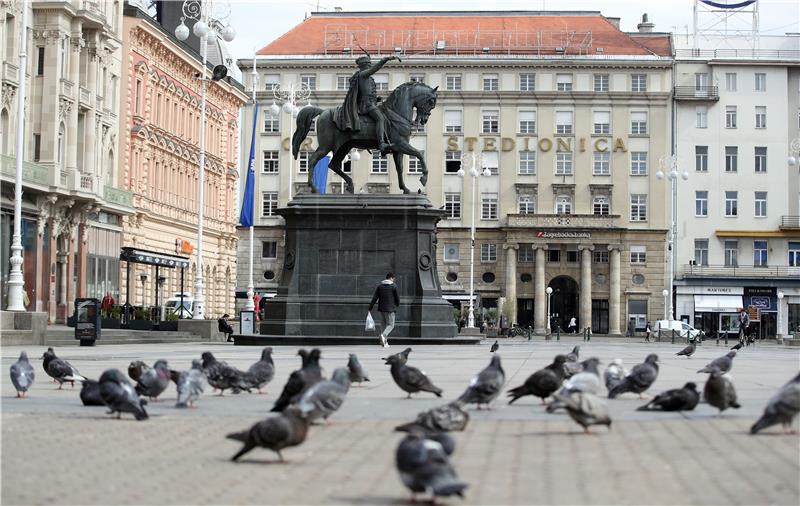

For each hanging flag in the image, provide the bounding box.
[239,102,259,227]
[312,156,330,195]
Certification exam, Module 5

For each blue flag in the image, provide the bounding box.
[239,102,259,227]
[312,156,330,195]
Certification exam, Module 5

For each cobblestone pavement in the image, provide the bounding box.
[2,338,799,505]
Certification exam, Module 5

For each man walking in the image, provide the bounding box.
[567,315,577,334]
[738,309,750,344]
[369,272,400,348]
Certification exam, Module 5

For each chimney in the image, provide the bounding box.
[605,17,620,29]
[334,6,343,12]
[637,13,655,33]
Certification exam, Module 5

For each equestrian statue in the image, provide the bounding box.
[291,52,438,194]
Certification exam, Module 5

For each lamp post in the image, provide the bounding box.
[789,137,800,224]
[244,53,257,312]
[457,152,489,329]
[546,286,554,335]
[662,289,669,320]
[174,0,235,319]
[777,291,786,341]
[656,154,689,321]
[270,83,310,201]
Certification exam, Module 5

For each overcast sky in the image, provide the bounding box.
[224,0,800,60]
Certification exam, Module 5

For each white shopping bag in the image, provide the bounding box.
[365,312,375,331]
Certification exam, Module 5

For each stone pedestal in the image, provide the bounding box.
[260,194,458,339]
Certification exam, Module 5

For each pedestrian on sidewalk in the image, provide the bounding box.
[738,309,750,344]
[218,313,235,343]
[645,321,652,342]
[567,316,577,334]
[369,272,400,348]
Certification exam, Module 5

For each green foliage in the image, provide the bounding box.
[164,311,179,321]
[133,307,149,320]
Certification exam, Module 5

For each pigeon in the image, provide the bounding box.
[201,351,251,395]
[547,358,602,413]
[604,359,626,392]
[552,391,612,433]
[10,351,35,398]
[135,359,171,401]
[566,345,580,362]
[750,373,800,434]
[507,355,568,405]
[384,353,443,399]
[730,342,743,351]
[128,360,150,382]
[396,430,468,502]
[395,402,470,433]
[347,353,370,385]
[457,355,505,409]
[490,340,499,353]
[563,345,582,378]
[703,369,740,414]
[637,382,700,411]
[227,406,310,462]
[676,342,696,358]
[98,369,148,420]
[271,349,324,412]
[244,347,275,394]
[41,347,85,389]
[608,354,659,399]
[697,351,736,374]
[384,347,413,365]
[175,359,208,408]
[79,379,105,406]
[297,367,351,424]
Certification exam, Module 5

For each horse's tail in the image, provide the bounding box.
[292,106,323,159]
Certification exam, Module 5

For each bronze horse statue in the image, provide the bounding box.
[291,81,438,194]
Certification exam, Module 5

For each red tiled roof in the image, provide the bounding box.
[629,33,673,56]
[258,12,672,57]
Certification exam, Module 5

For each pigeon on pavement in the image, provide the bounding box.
[750,373,800,434]
[79,379,105,406]
[297,367,351,423]
[227,406,310,462]
[730,342,743,351]
[490,340,499,353]
[608,354,659,399]
[676,342,696,358]
[552,391,612,433]
[563,345,582,378]
[135,359,171,401]
[384,353,443,399]
[396,430,468,502]
[244,347,275,394]
[703,369,740,414]
[271,348,324,412]
[395,402,470,433]
[10,351,35,398]
[547,358,602,413]
[507,355,568,405]
[128,360,150,383]
[98,369,148,420]
[175,359,208,408]
[201,351,251,395]
[697,351,736,374]
[604,359,626,392]
[42,347,85,389]
[347,353,370,385]
[383,347,413,365]
[637,382,700,411]
[457,355,505,409]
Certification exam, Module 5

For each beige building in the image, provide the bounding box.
[238,11,673,334]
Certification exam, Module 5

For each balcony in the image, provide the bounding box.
[679,264,800,280]
[780,216,800,229]
[506,213,620,229]
[79,87,92,107]
[0,154,50,186]
[59,78,74,98]
[673,86,719,101]
[2,62,18,85]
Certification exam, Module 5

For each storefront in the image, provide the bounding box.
[0,213,39,310]
[676,286,744,337]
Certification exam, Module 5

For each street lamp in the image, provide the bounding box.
[789,137,800,227]
[662,289,669,320]
[457,152,490,329]
[546,286,554,335]
[270,83,311,201]
[777,291,786,341]
[656,154,689,321]
[174,0,235,319]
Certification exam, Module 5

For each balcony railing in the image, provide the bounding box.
[780,216,800,229]
[0,154,50,185]
[79,87,92,106]
[673,86,719,101]
[675,48,800,61]
[59,78,74,97]
[2,62,18,85]
[507,213,620,229]
[679,264,800,279]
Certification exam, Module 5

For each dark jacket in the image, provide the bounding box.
[218,318,233,334]
[369,280,400,312]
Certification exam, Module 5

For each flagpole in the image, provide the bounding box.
[245,52,257,312]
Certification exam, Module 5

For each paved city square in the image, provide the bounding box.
[2,338,798,505]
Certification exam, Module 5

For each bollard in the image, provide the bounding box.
[587,327,591,341]
[724,332,728,345]
[527,326,532,341]
[556,329,560,341]
[671,329,675,344]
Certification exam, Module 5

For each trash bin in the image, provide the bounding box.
[74,298,101,346]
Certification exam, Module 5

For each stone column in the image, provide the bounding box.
[84,40,98,176]
[608,245,622,335]
[503,243,518,325]
[579,244,593,332]
[534,246,546,334]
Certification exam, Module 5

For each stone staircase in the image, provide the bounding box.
[42,327,207,347]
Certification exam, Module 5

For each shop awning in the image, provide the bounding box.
[442,294,477,301]
[694,295,743,312]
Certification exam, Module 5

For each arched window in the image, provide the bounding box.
[0,108,9,155]
[518,194,535,214]
[593,196,610,216]
[57,123,66,166]
[106,149,114,185]
[555,195,572,215]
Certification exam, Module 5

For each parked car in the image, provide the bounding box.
[654,320,703,341]
[164,293,193,319]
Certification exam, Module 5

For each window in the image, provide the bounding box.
[519,73,535,91]
[695,191,708,217]
[556,74,572,91]
[695,72,709,91]
[444,192,461,219]
[755,72,766,91]
[593,152,610,175]
[481,243,497,262]
[548,248,561,263]
[593,74,609,92]
[555,195,572,215]
[630,112,648,135]
[566,249,579,263]
[593,250,609,263]
[725,106,737,128]
[135,80,142,114]
[408,152,424,174]
[261,241,277,259]
[300,74,316,90]
[481,193,498,220]
[518,194,535,214]
[631,74,647,92]
[754,191,767,217]
[262,151,279,173]
[263,74,279,91]
[373,73,388,91]
[788,241,800,267]
[482,152,499,176]
[696,106,708,128]
[630,194,647,222]
[725,146,738,172]
[725,72,737,92]
[593,196,610,215]
[445,74,462,91]
[444,110,462,133]
[695,146,708,172]
[371,153,388,173]
[443,243,460,262]
[555,111,573,135]
[445,151,461,173]
[519,110,536,134]
[519,151,536,175]
[754,240,768,267]
[694,239,709,266]
[263,111,279,133]
[755,106,766,128]
[754,147,767,173]
[409,73,425,83]
[33,133,41,161]
[36,47,44,76]
[481,110,499,133]
[630,245,647,264]
[298,152,310,173]
[630,152,648,175]
[518,244,534,262]
[483,74,499,91]
[261,192,278,217]
[725,191,738,216]
[724,240,738,267]
[593,111,610,134]
[555,152,573,175]
[336,74,349,91]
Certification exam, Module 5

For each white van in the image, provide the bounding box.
[654,320,703,341]
[164,292,193,319]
